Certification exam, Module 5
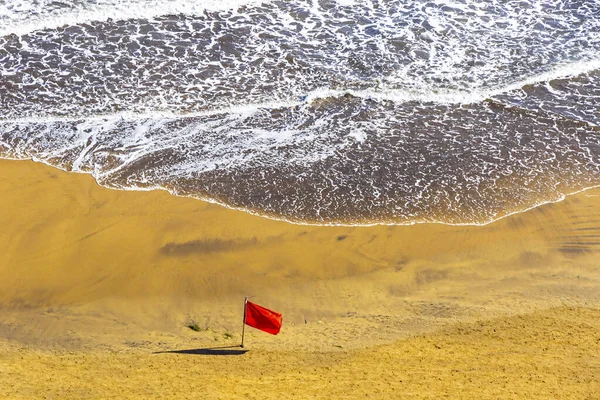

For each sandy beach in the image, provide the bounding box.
[1,159,599,398]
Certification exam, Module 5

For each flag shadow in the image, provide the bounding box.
[154,345,248,356]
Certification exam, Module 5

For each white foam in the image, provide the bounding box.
[2,0,599,120]
[0,0,270,37]
[3,58,598,128]
[0,101,297,124]
[300,59,600,105]
[335,0,359,6]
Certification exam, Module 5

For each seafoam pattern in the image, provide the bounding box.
[2,0,600,224]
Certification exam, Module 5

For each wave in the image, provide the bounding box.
[3,72,600,225]
[0,0,269,37]
[3,59,600,129]
[303,60,600,106]
[2,0,599,120]
[2,0,600,225]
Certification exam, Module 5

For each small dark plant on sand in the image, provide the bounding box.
[184,317,202,332]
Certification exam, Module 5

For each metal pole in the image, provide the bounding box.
[241,296,248,348]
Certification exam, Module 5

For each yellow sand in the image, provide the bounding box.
[2,306,599,399]
[0,159,599,398]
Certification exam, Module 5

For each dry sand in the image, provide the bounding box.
[0,159,599,398]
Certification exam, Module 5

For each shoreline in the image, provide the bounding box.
[4,156,600,229]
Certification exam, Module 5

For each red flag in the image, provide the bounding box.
[244,301,282,335]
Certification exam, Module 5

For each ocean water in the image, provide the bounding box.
[1,0,600,225]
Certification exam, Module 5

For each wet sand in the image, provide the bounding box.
[1,159,599,398]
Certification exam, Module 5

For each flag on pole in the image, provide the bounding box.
[244,300,282,335]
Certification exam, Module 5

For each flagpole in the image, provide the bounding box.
[240,296,248,348]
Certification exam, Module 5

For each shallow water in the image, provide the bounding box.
[1,0,600,224]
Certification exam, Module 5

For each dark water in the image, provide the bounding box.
[1,0,600,224]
